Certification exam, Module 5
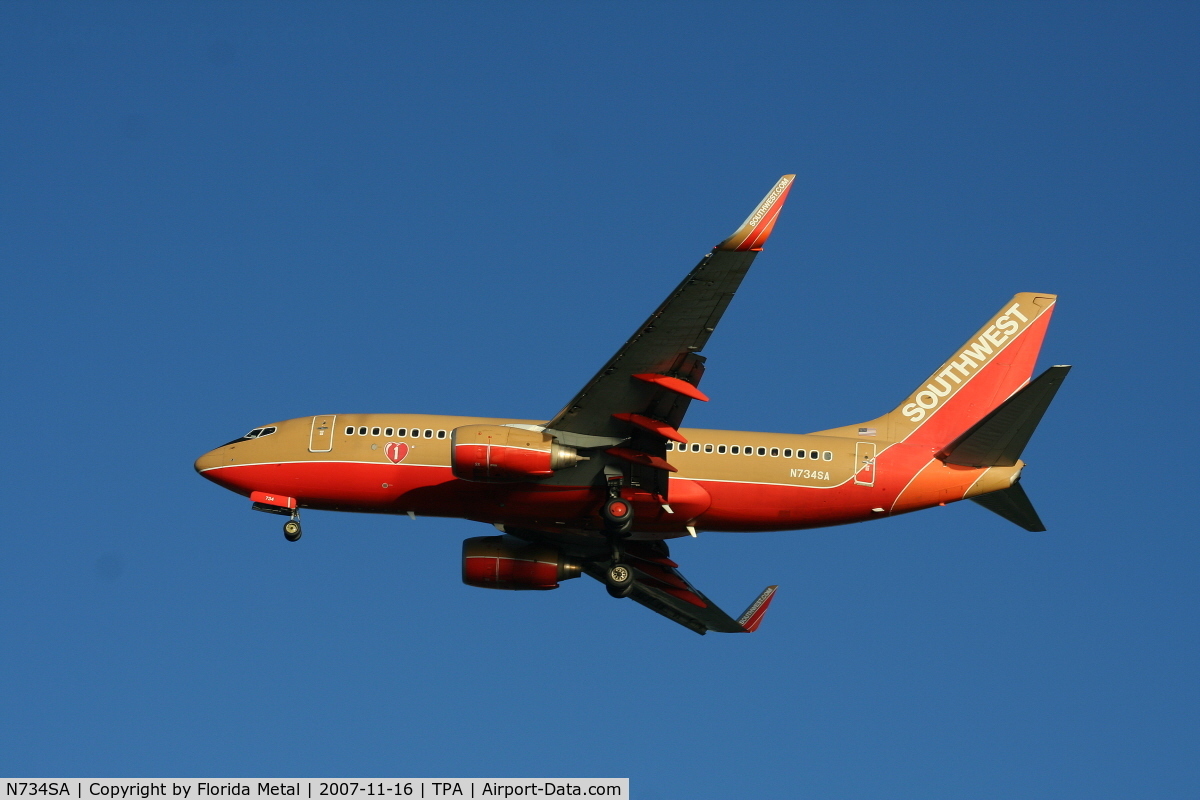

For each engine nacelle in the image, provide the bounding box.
[451,424,582,482]
[462,535,582,591]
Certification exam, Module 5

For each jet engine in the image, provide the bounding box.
[462,535,582,591]
[451,424,582,482]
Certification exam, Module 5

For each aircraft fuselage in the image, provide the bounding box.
[194,413,1022,537]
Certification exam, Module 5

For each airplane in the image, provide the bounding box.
[194,175,1069,635]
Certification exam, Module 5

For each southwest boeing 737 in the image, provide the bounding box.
[195,176,1069,634]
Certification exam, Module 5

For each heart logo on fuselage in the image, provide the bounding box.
[385,442,409,464]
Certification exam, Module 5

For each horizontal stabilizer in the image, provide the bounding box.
[970,480,1046,532]
[944,365,1071,467]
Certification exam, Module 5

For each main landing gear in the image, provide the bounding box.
[605,562,634,598]
[283,511,302,542]
[601,497,634,534]
[601,488,635,598]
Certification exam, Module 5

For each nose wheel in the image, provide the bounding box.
[283,515,302,542]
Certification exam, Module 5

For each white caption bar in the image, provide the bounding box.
[2,781,628,800]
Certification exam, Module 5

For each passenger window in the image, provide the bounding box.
[717,445,726,454]
[385,427,394,437]
[396,428,407,437]
[797,450,806,459]
[425,429,433,438]
[705,444,713,453]
[745,447,753,456]
[358,427,368,436]
[757,447,766,456]
[783,448,792,458]
[437,430,446,439]
[345,426,354,435]
[810,450,819,460]
[371,427,381,437]
[691,443,700,452]
[665,442,674,451]
[823,451,833,461]
[730,446,739,454]
[770,447,779,457]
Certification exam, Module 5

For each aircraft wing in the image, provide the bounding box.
[542,175,795,495]
[582,541,778,635]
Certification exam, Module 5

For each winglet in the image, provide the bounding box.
[736,585,779,632]
[717,175,795,251]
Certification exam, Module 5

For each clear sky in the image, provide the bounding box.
[2,2,1197,797]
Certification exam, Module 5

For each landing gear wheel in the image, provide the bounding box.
[605,562,634,598]
[283,520,302,542]
[601,497,634,534]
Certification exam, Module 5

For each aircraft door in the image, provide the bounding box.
[854,442,876,486]
[309,415,336,452]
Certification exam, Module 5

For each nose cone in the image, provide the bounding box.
[194,447,226,478]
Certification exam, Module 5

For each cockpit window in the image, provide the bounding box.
[221,425,278,448]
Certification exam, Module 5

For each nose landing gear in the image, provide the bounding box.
[250,493,303,541]
[283,511,302,542]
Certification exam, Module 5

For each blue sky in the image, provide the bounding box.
[2,2,1197,797]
